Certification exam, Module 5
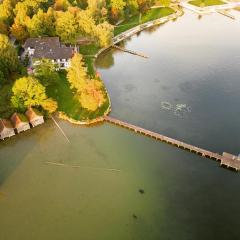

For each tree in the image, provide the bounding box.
[137,0,152,13]
[67,52,89,92]
[87,0,106,22]
[54,0,71,11]
[0,0,15,24]
[41,98,58,113]
[109,0,126,23]
[67,52,106,111]
[79,78,105,111]
[34,59,59,86]
[125,0,139,17]
[11,76,58,113]
[159,0,170,7]
[0,21,8,35]
[0,70,6,85]
[94,21,113,47]
[0,34,19,78]
[11,21,29,41]
[27,8,56,37]
[55,10,78,43]
[76,9,96,36]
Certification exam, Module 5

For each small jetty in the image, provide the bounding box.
[104,116,240,172]
[112,45,149,59]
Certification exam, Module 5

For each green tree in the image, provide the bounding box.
[11,76,58,113]
[34,59,59,86]
[0,34,19,78]
[27,8,56,37]
[0,70,6,85]
[125,0,139,17]
[109,0,126,23]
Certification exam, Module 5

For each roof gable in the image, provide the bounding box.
[11,113,28,128]
[0,119,14,132]
[25,108,43,121]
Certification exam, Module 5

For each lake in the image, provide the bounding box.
[0,10,240,240]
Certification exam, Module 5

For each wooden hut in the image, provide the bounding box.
[25,108,44,127]
[0,119,15,140]
[11,113,30,133]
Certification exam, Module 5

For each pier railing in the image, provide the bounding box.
[104,116,240,171]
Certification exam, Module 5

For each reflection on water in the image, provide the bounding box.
[1,10,240,240]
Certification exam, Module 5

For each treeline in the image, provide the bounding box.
[0,0,168,45]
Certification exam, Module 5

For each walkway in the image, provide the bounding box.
[94,10,183,59]
[112,45,149,58]
[104,116,240,171]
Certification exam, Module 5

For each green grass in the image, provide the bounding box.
[114,7,175,36]
[46,71,109,121]
[79,44,100,56]
[83,56,95,77]
[189,0,226,7]
[79,44,99,78]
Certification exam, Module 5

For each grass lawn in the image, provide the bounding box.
[46,71,109,121]
[114,7,175,36]
[79,44,100,56]
[83,56,95,77]
[78,44,100,78]
[189,0,226,7]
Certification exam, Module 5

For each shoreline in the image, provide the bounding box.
[180,0,240,14]
[58,8,183,126]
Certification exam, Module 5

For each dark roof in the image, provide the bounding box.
[0,119,14,132]
[24,37,74,60]
[24,37,60,49]
[11,113,28,128]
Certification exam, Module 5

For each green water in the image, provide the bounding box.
[1,10,240,240]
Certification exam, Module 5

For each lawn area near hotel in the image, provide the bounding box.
[114,7,175,36]
[46,71,109,121]
[189,0,226,7]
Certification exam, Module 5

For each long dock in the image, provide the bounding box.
[104,116,240,171]
[112,45,149,59]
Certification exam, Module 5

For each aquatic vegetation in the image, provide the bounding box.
[160,101,191,118]
[160,101,173,111]
[174,104,191,117]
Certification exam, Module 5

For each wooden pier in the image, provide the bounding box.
[104,116,240,172]
[112,45,149,59]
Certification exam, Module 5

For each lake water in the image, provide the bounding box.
[0,10,240,240]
